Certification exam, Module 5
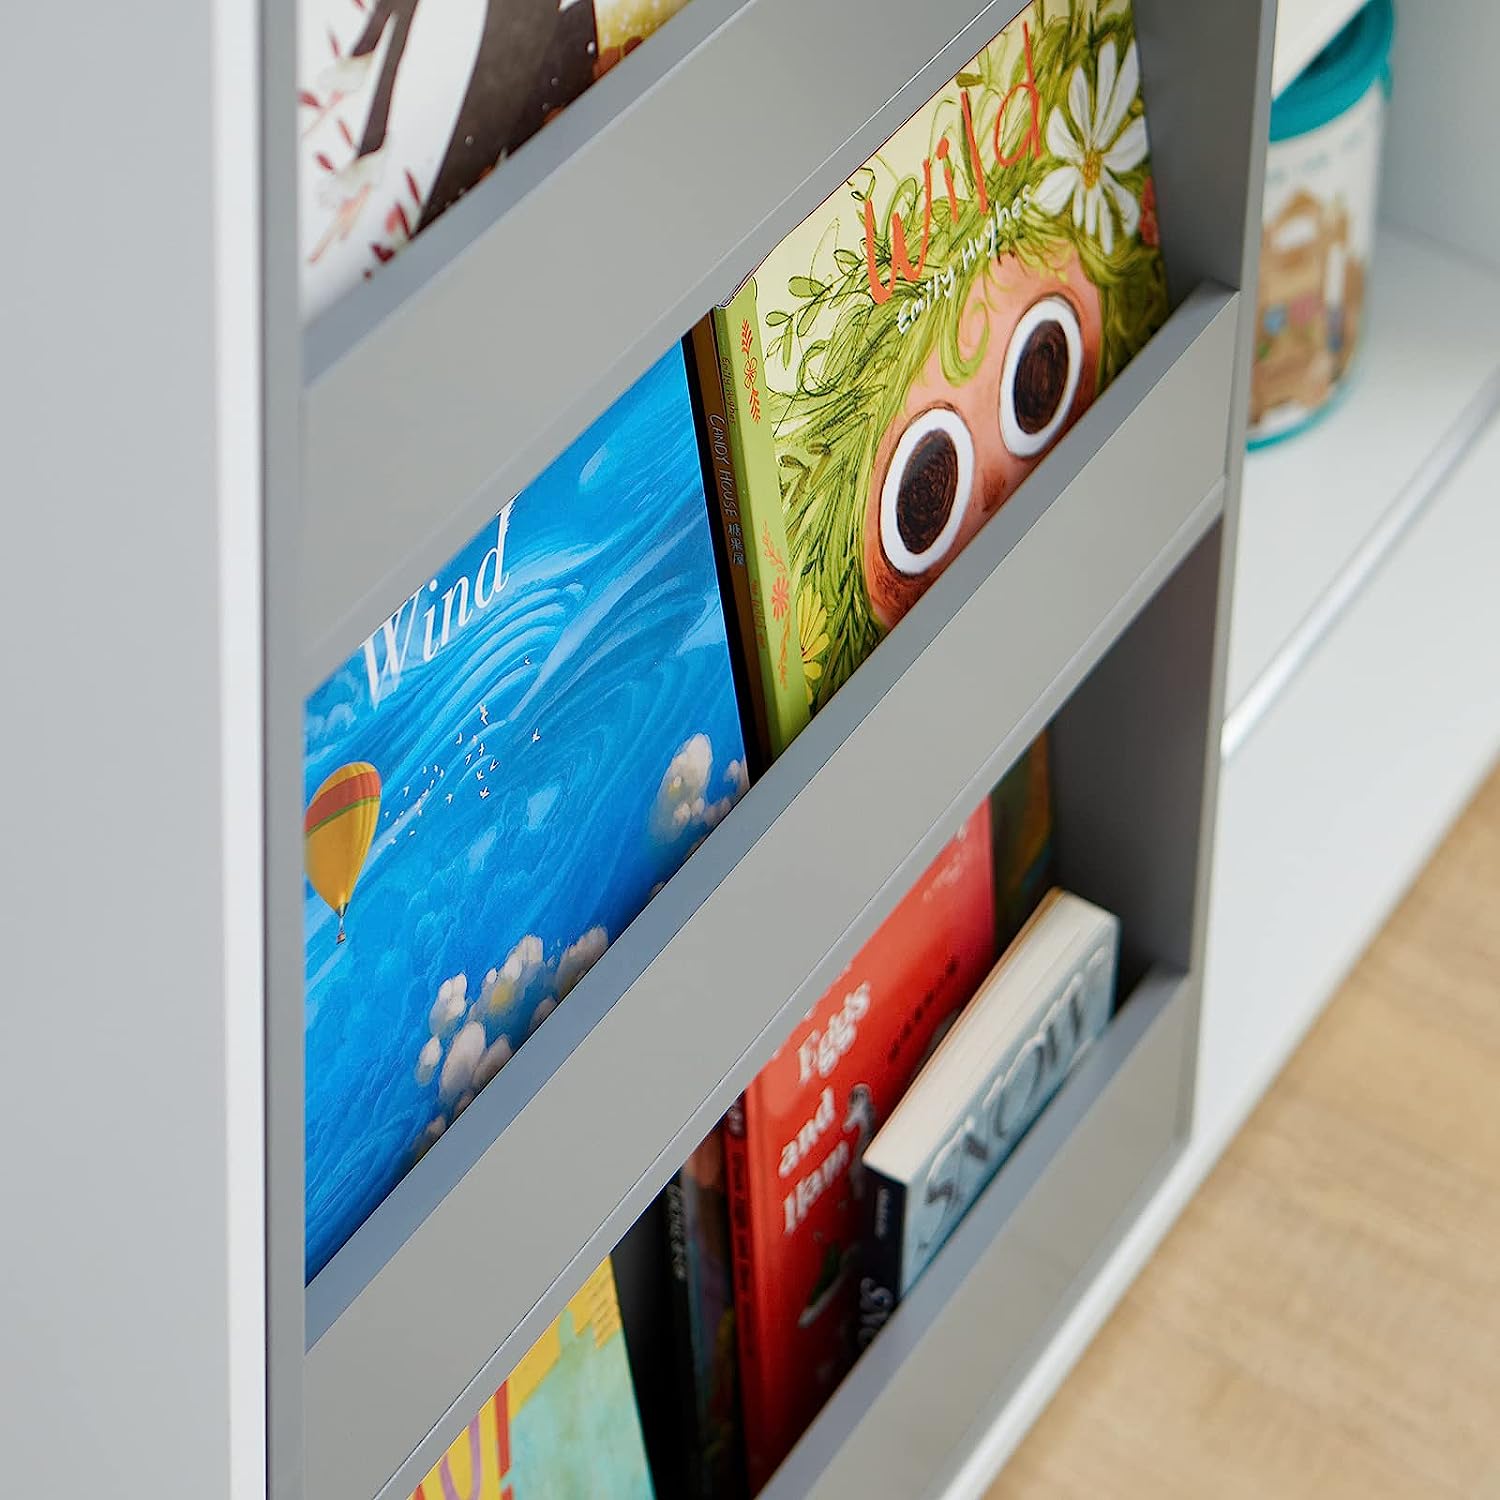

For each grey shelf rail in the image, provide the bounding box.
[304,286,1238,1500]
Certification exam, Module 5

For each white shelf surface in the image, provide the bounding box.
[1271,0,1365,96]
[1226,228,1500,735]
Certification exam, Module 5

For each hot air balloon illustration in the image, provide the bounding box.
[304,761,382,942]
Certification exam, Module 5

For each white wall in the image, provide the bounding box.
[0,3,264,1496]
[1382,0,1500,273]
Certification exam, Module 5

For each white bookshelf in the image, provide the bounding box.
[1226,228,1500,749]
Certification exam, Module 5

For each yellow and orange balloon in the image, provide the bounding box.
[304,762,382,942]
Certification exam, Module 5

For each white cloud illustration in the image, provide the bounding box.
[428,974,467,1039]
[556,926,609,1000]
[438,1020,486,1105]
[414,1115,447,1162]
[483,934,545,1019]
[650,734,714,841]
[414,1035,442,1087]
[473,1035,514,1091]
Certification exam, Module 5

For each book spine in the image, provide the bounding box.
[721,1095,773,1494]
[662,1171,706,1498]
[858,1169,908,1348]
[687,321,773,774]
[710,283,811,759]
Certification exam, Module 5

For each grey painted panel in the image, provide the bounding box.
[1051,524,1223,983]
[1134,0,1272,303]
[1149,0,1276,1142]
[298,0,1033,681]
[1,3,238,1497]
[303,288,1236,1500]
[762,971,1189,1500]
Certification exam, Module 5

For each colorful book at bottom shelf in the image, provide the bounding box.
[408,1259,654,1500]
[861,888,1120,1311]
[302,345,746,1280]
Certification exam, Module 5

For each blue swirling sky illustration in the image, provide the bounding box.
[303,349,746,1279]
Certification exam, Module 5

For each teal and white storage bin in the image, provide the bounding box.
[1250,0,1395,446]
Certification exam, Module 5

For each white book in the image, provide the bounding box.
[859,889,1119,1318]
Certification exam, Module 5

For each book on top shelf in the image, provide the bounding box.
[298,0,697,319]
[694,0,1168,750]
[861,888,1120,1315]
[302,346,746,1279]
[722,804,998,1494]
[408,1258,654,1500]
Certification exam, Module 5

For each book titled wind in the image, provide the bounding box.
[303,347,746,1279]
[861,889,1118,1310]
[698,0,1167,743]
[408,1259,654,1500]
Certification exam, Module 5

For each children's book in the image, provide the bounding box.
[303,346,746,1279]
[663,1129,744,1500]
[861,890,1119,1309]
[408,1259,655,1500]
[698,0,1168,733]
[722,806,997,1493]
[298,0,696,318]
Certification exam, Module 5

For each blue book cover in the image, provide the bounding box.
[303,348,747,1279]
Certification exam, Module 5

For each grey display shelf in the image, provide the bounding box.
[305,287,1236,1500]
[254,0,1278,1495]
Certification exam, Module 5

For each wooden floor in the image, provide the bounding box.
[988,762,1500,1500]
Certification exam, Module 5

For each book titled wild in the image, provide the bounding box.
[695,0,1167,761]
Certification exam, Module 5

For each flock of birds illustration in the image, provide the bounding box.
[303,701,544,942]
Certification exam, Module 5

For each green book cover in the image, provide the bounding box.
[708,286,811,757]
[746,0,1169,717]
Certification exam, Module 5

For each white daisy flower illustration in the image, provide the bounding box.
[1034,40,1150,255]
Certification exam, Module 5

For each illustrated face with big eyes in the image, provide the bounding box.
[863,251,1104,629]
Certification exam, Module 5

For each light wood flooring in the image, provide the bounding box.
[988,762,1500,1499]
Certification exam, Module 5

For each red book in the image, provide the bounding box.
[723,805,997,1491]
